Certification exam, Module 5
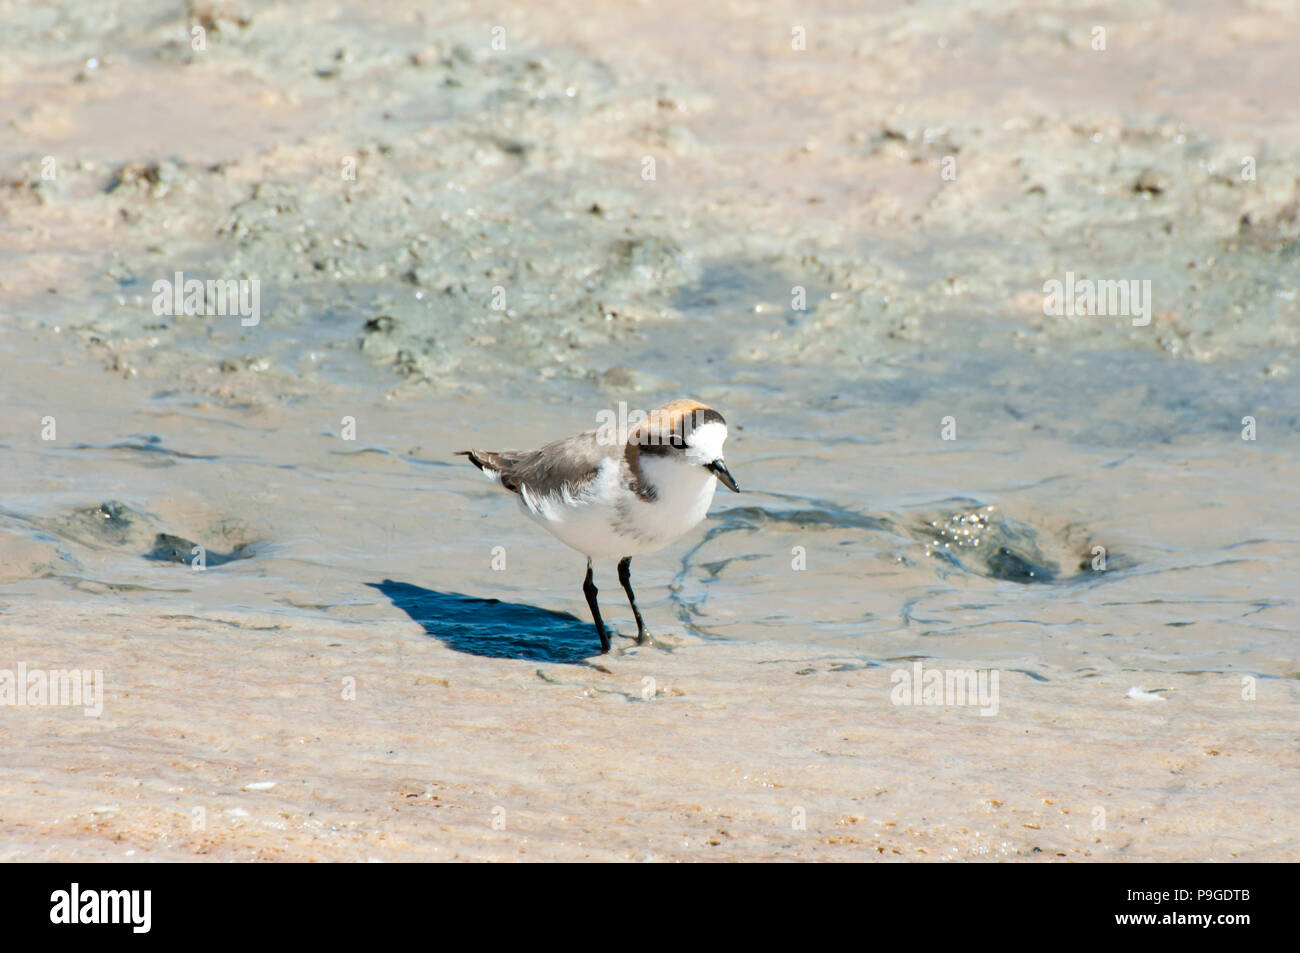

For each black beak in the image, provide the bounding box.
[706,459,740,493]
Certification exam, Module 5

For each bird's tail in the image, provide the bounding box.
[457,449,510,475]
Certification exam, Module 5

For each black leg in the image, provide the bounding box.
[582,559,610,653]
[617,556,648,645]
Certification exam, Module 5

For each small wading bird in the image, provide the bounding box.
[459,399,739,653]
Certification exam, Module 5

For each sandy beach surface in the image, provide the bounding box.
[2,0,1297,861]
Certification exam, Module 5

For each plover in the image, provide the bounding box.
[459,399,739,653]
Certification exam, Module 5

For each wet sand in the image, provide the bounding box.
[1,1,1298,860]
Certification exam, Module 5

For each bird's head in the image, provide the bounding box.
[630,398,739,493]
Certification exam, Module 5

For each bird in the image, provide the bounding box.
[458,398,739,653]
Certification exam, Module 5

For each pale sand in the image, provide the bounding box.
[3,605,1294,861]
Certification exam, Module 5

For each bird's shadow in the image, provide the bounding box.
[367,579,602,665]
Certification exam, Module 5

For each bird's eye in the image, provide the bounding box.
[669,434,686,449]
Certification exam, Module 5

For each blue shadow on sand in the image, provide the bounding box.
[367,580,601,664]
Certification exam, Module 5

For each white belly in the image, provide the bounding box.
[517,456,718,559]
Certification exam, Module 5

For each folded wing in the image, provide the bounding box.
[458,431,616,515]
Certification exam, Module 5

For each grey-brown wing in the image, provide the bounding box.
[459,430,616,500]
